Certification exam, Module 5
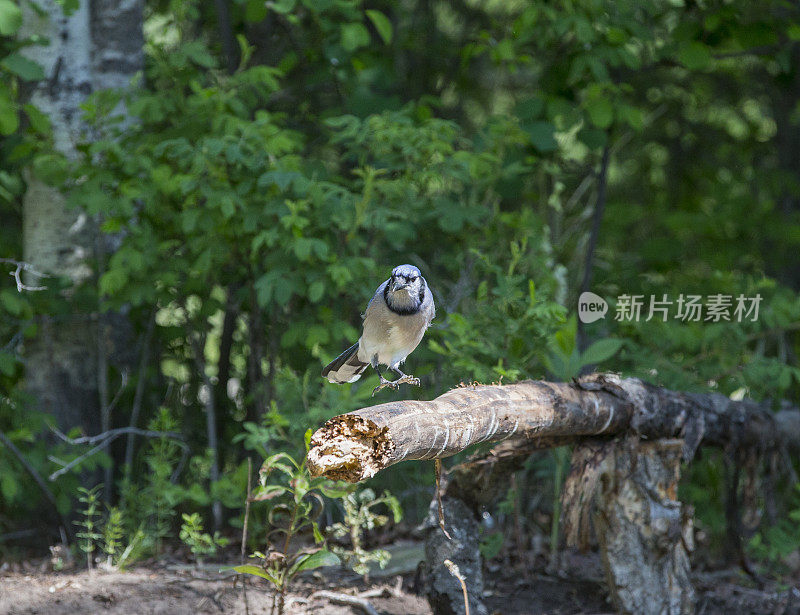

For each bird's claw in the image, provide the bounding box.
[371,375,420,396]
[372,378,398,396]
[395,375,421,387]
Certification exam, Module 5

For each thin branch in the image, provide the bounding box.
[241,457,253,615]
[434,459,452,540]
[52,426,184,446]
[213,0,239,73]
[0,258,48,292]
[124,309,156,476]
[443,560,470,615]
[48,427,187,481]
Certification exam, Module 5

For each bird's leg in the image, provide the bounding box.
[390,365,420,387]
[371,357,399,396]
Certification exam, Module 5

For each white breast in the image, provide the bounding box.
[358,294,431,368]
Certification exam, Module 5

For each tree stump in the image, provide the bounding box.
[594,439,695,615]
[423,497,488,615]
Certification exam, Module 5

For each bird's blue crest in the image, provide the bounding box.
[391,264,421,278]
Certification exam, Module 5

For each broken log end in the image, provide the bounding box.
[307,414,395,482]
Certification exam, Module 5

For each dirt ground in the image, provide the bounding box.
[1,546,798,615]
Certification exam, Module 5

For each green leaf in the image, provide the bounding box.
[32,153,69,184]
[340,23,370,52]
[1,472,19,502]
[366,10,392,44]
[318,481,356,499]
[99,269,129,296]
[304,427,312,452]
[678,42,712,70]
[479,532,504,560]
[24,104,50,134]
[308,280,324,303]
[312,521,324,544]
[245,0,267,22]
[514,97,544,120]
[0,351,16,377]
[605,27,627,45]
[586,97,613,129]
[231,564,279,584]
[553,316,577,356]
[269,0,296,14]
[250,485,289,501]
[288,549,339,576]
[0,89,18,136]
[0,0,22,36]
[523,121,558,153]
[577,127,607,149]
[1,54,45,81]
[1,288,26,316]
[580,338,623,365]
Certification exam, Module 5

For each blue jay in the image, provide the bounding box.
[322,264,435,395]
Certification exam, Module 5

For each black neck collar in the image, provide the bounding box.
[384,284,422,316]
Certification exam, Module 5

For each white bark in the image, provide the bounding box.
[19,0,142,434]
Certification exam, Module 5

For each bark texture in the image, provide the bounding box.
[20,0,142,433]
[422,498,488,615]
[308,374,798,482]
[593,439,695,615]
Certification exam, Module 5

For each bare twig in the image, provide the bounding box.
[52,426,184,446]
[0,258,48,292]
[48,427,187,480]
[434,459,452,540]
[443,559,470,615]
[310,591,380,615]
[240,457,253,615]
[2,330,24,354]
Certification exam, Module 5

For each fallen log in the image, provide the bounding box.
[307,373,798,482]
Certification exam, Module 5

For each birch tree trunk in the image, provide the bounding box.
[20,0,142,436]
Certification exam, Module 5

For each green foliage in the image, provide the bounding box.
[234,437,343,615]
[0,0,799,580]
[74,485,103,569]
[179,512,229,562]
[478,530,504,561]
[102,506,125,567]
[328,487,402,579]
[544,316,623,381]
[136,408,185,552]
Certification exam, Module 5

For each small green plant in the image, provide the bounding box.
[115,524,147,571]
[233,430,343,615]
[139,408,186,554]
[328,488,402,581]
[180,512,229,563]
[101,506,124,568]
[74,484,103,569]
[544,316,623,382]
